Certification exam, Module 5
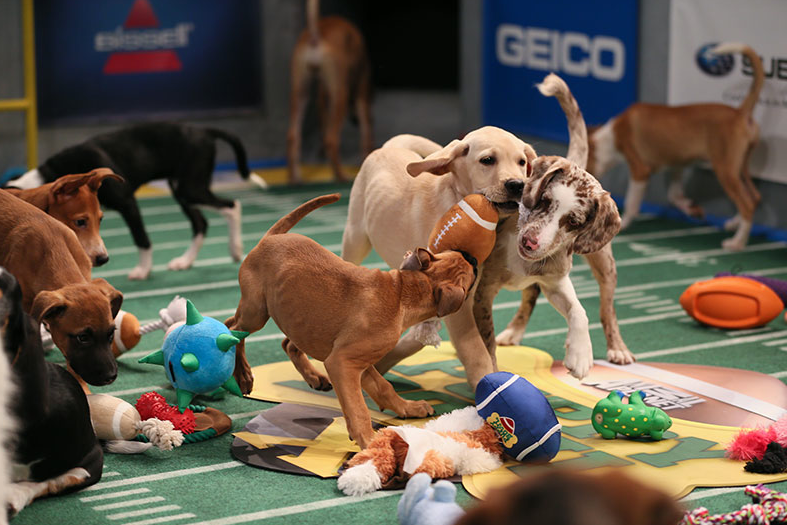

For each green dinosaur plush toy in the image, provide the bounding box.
[592,390,672,440]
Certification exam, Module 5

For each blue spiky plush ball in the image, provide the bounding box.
[140,300,248,411]
[475,372,561,462]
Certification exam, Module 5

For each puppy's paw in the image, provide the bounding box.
[127,265,150,280]
[606,347,636,365]
[167,255,194,271]
[724,214,741,232]
[7,482,39,516]
[721,237,745,252]
[396,400,435,419]
[234,365,255,395]
[563,350,593,380]
[496,327,524,346]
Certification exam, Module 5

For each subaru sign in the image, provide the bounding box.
[35,0,261,123]
[483,0,638,142]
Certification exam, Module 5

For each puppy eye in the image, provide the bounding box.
[479,156,496,166]
[107,329,115,343]
[75,219,87,228]
[568,216,582,226]
[76,333,90,345]
[539,198,551,210]
[519,159,527,166]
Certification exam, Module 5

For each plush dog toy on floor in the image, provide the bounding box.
[337,372,561,495]
[225,193,477,449]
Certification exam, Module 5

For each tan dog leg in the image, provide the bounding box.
[322,67,350,182]
[225,299,268,395]
[281,337,332,391]
[360,366,434,419]
[286,60,313,185]
[495,284,540,346]
[324,353,375,448]
[583,245,634,364]
[444,298,496,389]
[8,468,90,516]
[355,69,374,157]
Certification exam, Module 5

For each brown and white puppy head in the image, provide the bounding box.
[406,126,537,217]
[517,156,620,261]
[47,168,124,267]
[400,248,477,317]
[30,278,122,386]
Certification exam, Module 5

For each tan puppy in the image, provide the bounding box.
[226,194,476,448]
[0,191,122,388]
[4,168,122,267]
[588,42,763,250]
[286,0,373,183]
[342,125,536,387]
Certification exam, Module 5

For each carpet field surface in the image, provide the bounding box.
[14,175,787,525]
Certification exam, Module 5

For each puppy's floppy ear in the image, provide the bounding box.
[50,173,92,203]
[400,248,435,271]
[30,290,68,324]
[434,285,466,317]
[86,168,124,192]
[522,157,569,209]
[573,191,621,254]
[406,140,469,176]
[92,278,123,318]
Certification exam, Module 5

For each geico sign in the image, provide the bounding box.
[496,24,625,81]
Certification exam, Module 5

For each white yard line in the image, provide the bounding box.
[182,491,403,525]
[108,505,183,521]
[100,385,170,397]
[121,513,196,525]
[771,371,787,378]
[763,338,787,346]
[85,462,245,492]
[82,488,152,502]
[94,496,166,511]
[632,299,674,309]
[680,486,743,503]
[635,330,787,360]
[613,226,720,243]
[645,304,684,314]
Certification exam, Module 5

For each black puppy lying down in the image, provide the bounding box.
[0,268,102,516]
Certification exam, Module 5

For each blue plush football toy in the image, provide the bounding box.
[475,371,561,462]
[139,300,248,411]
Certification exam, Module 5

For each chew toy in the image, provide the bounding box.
[592,390,672,440]
[680,276,784,329]
[139,300,248,411]
[86,393,184,451]
[428,194,499,264]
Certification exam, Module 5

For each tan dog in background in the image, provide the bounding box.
[226,194,476,448]
[4,168,122,267]
[588,42,763,250]
[286,0,373,183]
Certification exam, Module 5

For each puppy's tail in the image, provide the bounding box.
[537,73,588,169]
[382,134,442,158]
[207,128,252,180]
[711,42,764,118]
[264,193,340,237]
[306,0,320,46]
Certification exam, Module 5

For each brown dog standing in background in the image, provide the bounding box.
[225,194,476,448]
[588,42,763,251]
[286,0,373,184]
[4,168,122,267]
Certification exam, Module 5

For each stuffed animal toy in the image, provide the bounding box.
[397,473,465,525]
[592,390,672,440]
[726,414,787,473]
[337,372,560,496]
[428,194,499,265]
[139,300,248,411]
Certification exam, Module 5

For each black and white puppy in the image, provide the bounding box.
[0,268,103,516]
[9,122,259,280]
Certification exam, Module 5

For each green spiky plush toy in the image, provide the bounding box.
[592,390,672,440]
[140,300,248,412]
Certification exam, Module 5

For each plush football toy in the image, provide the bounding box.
[680,276,784,329]
[475,371,562,462]
[139,300,248,411]
[428,194,499,264]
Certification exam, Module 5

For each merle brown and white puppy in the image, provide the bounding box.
[0,268,102,516]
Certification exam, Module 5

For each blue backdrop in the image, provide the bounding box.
[483,0,638,142]
[35,0,261,123]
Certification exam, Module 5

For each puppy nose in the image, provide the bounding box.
[95,254,109,266]
[505,179,525,197]
[523,236,539,251]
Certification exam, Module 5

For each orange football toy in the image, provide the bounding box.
[679,276,785,329]
[428,194,499,263]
